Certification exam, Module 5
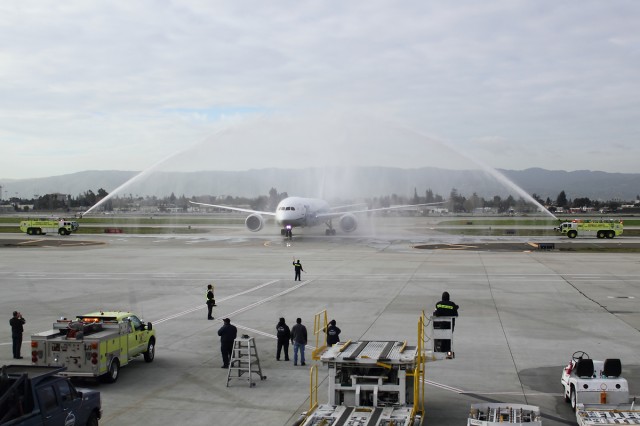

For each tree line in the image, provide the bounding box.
[2,187,637,213]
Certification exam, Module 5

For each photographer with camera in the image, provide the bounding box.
[10,310,26,359]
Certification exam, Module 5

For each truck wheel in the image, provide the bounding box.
[597,231,605,239]
[570,387,577,411]
[26,228,33,235]
[86,412,99,426]
[568,230,577,239]
[102,359,120,383]
[59,228,66,235]
[144,339,155,363]
[607,231,615,239]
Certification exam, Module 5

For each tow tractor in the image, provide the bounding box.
[560,351,640,425]
[561,351,630,408]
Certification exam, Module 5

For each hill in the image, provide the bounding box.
[1,167,638,201]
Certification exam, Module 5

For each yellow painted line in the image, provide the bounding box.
[438,244,478,250]
[18,239,46,245]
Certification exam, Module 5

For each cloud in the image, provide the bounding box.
[1,0,639,178]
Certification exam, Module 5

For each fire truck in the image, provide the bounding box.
[19,218,79,236]
[31,311,156,383]
[553,219,623,239]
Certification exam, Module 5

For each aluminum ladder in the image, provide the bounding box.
[226,335,266,387]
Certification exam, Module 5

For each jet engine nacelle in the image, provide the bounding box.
[245,214,265,232]
[339,213,358,233]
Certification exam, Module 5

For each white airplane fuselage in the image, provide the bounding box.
[275,197,330,230]
[189,195,439,237]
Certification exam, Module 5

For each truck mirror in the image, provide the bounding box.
[147,322,152,331]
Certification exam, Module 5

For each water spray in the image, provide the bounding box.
[81,128,229,216]
[388,121,559,220]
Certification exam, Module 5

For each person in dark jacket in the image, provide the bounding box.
[326,319,341,347]
[206,284,216,320]
[10,311,26,359]
[217,318,237,368]
[434,291,459,331]
[290,317,307,366]
[276,317,291,361]
[292,259,304,281]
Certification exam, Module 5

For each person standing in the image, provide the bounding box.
[293,259,304,281]
[217,318,237,368]
[276,317,291,361]
[10,311,26,359]
[206,284,216,320]
[290,317,307,366]
[326,319,341,347]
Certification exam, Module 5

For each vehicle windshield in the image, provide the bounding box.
[128,315,143,331]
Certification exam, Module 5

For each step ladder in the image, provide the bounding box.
[226,335,267,387]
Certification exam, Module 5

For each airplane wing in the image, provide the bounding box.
[329,203,368,211]
[316,201,447,219]
[188,201,276,216]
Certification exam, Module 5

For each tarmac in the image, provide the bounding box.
[1,216,639,426]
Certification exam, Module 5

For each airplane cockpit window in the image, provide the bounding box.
[291,207,295,211]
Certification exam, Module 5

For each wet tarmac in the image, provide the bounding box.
[1,218,639,426]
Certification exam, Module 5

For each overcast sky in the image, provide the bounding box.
[1,1,639,179]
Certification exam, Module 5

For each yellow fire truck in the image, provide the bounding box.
[554,219,623,239]
[31,311,156,383]
[19,218,79,236]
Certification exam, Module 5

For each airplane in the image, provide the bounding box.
[189,196,445,238]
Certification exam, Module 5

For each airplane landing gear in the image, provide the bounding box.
[325,220,336,236]
[281,228,293,239]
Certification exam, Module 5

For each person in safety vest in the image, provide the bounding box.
[206,284,216,320]
[292,259,304,281]
[434,291,459,331]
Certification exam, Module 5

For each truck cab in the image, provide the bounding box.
[0,365,101,426]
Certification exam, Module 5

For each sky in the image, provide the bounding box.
[1,1,639,180]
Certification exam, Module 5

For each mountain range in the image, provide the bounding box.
[1,167,638,201]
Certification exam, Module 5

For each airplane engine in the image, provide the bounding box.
[339,213,358,233]
[245,214,265,232]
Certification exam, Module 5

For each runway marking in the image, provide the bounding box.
[423,379,465,393]
[231,323,318,351]
[18,239,46,245]
[153,279,312,324]
[210,280,313,320]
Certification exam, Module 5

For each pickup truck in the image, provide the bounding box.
[32,311,156,383]
[0,365,101,426]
